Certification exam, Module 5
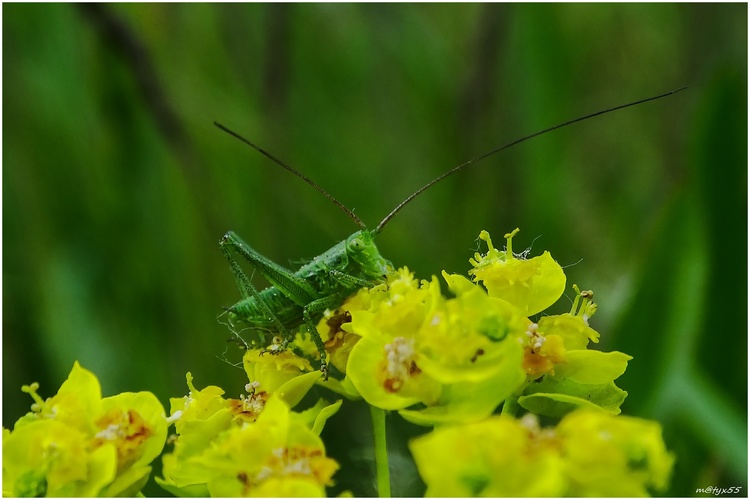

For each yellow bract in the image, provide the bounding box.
[469,229,566,316]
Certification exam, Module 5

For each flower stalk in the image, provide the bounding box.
[370,405,391,498]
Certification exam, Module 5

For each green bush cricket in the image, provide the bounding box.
[216,87,685,379]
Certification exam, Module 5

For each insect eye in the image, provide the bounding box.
[348,238,364,252]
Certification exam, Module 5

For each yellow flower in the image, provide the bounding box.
[410,410,674,497]
[516,287,632,417]
[159,372,341,497]
[240,348,321,411]
[160,395,340,497]
[167,372,230,431]
[410,413,565,497]
[93,391,167,496]
[345,271,444,411]
[469,228,566,316]
[344,268,526,425]
[557,410,675,496]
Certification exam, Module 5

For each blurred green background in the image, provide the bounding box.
[3,3,746,497]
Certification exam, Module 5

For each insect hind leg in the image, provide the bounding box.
[220,235,256,300]
[220,234,291,339]
[219,231,332,378]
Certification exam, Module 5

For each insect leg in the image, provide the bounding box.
[303,295,344,380]
[328,269,374,289]
[220,242,255,299]
[221,231,318,305]
[220,236,290,343]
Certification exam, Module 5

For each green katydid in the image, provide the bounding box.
[215,87,685,379]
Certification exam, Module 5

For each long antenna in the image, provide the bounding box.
[214,122,367,230]
[374,86,687,234]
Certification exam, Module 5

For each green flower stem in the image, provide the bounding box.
[370,405,391,497]
[501,395,520,417]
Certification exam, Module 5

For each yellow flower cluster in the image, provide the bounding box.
[3,362,167,497]
[338,268,527,425]
[157,357,341,497]
[310,229,632,424]
[299,228,673,496]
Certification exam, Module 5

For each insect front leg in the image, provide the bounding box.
[303,295,345,380]
[328,269,375,289]
[301,271,375,379]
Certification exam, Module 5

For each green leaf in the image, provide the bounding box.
[519,377,627,417]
